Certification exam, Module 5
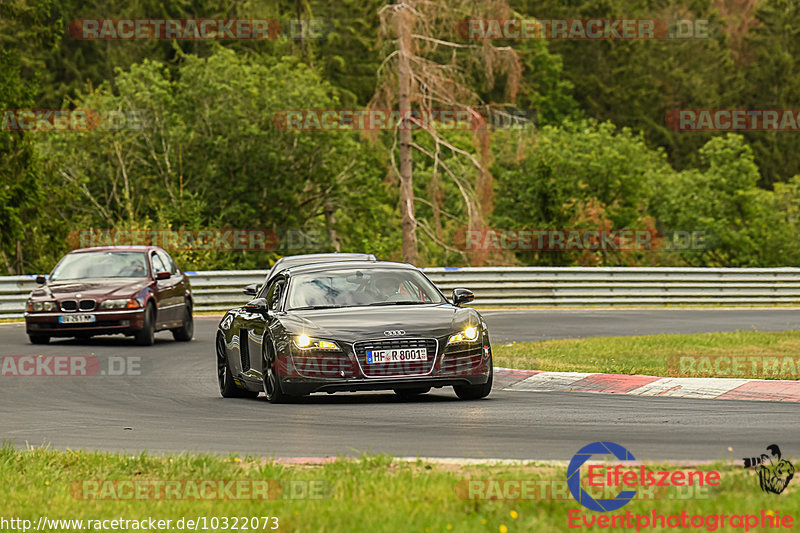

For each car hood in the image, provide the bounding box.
[278,304,479,342]
[30,278,150,299]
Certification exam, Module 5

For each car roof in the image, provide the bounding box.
[284,260,416,276]
[68,246,159,253]
[267,253,377,278]
[273,253,376,267]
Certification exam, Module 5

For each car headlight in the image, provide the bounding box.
[447,325,480,345]
[99,298,140,310]
[293,334,341,351]
[27,300,57,312]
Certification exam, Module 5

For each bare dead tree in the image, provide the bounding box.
[372,0,522,264]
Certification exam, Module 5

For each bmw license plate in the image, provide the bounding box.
[365,348,427,364]
[59,314,96,324]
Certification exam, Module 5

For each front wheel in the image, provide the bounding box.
[134,303,156,346]
[28,334,50,345]
[217,333,258,399]
[453,358,493,400]
[172,303,194,342]
[262,340,293,404]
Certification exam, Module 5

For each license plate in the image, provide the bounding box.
[365,348,427,364]
[58,314,96,324]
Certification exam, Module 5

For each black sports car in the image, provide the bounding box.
[216,260,492,402]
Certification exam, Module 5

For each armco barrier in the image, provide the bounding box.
[2,267,800,318]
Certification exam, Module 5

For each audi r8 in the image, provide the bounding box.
[216,261,492,402]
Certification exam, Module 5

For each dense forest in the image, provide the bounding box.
[2,0,800,273]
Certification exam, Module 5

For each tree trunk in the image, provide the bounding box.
[395,7,417,264]
[15,240,23,275]
[323,199,341,252]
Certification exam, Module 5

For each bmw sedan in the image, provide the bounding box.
[25,246,193,345]
[216,261,492,402]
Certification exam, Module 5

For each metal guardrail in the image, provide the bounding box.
[3,267,800,318]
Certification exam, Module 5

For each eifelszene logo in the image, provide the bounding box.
[567,441,721,512]
[742,444,795,494]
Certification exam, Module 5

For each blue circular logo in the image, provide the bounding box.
[567,441,637,512]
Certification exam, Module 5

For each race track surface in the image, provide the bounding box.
[483,308,800,343]
[1,309,799,461]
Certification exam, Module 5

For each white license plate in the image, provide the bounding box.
[365,348,427,364]
[59,314,96,324]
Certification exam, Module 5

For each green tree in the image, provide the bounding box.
[36,47,382,270]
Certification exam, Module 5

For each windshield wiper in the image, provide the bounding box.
[290,305,346,310]
[368,301,431,306]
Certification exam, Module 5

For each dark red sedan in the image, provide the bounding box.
[24,246,193,345]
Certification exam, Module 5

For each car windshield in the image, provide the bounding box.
[50,251,149,280]
[287,268,445,310]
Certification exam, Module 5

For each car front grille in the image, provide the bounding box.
[353,338,437,377]
[60,299,96,312]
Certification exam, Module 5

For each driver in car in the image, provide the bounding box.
[122,258,146,277]
[374,275,407,301]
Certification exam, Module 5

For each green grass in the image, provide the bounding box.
[2,446,798,532]
[492,330,800,378]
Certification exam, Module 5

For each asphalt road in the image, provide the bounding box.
[1,309,799,461]
[482,308,800,343]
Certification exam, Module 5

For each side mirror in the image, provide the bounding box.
[156,271,171,280]
[35,275,46,285]
[244,298,270,315]
[452,288,475,306]
[243,283,258,296]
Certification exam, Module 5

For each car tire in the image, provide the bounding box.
[217,333,258,399]
[28,334,50,345]
[172,303,194,342]
[262,339,293,404]
[134,302,156,346]
[453,357,493,400]
[393,387,431,399]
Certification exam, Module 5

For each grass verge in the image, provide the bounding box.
[492,330,800,379]
[2,446,797,532]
